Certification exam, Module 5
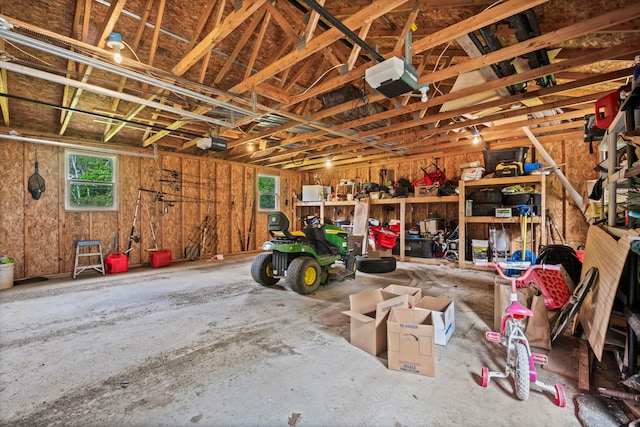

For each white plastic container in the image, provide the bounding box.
[471,239,489,262]
[0,262,15,289]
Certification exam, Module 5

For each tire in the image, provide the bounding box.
[503,194,531,206]
[287,257,321,295]
[250,253,280,286]
[472,203,500,216]
[355,256,396,273]
[550,267,597,343]
[513,342,530,401]
[471,190,502,204]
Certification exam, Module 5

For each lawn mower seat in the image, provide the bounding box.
[268,212,304,241]
[304,223,341,256]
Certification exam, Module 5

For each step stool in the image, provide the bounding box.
[73,240,106,278]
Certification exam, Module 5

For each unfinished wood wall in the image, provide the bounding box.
[316,135,597,251]
[0,135,596,281]
[0,140,303,280]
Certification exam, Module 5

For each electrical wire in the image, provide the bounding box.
[3,40,54,67]
[297,63,347,96]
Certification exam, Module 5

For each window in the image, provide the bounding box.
[257,174,278,211]
[65,151,117,210]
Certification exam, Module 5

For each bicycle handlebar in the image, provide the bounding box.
[477,261,560,282]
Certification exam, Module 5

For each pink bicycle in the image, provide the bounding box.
[479,262,566,407]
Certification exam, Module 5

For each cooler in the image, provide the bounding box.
[150,249,172,268]
[105,251,128,274]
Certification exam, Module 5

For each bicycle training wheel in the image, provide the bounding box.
[514,342,530,401]
[550,267,598,344]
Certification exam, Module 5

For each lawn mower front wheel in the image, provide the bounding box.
[287,256,321,295]
[251,252,280,286]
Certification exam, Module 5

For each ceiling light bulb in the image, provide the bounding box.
[113,49,123,64]
[326,157,332,167]
[471,126,481,144]
[106,32,125,64]
[248,142,254,152]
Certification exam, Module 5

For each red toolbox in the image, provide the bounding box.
[150,249,172,268]
[105,251,128,274]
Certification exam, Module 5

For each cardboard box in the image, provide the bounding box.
[368,249,393,259]
[383,284,423,307]
[387,307,435,376]
[342,289,410,356]
[413,185,437,197]
[414,296,455,345]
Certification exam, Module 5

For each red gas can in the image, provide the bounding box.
[105,251,128,274]
[150,249,172,268]
[595,90,620,129]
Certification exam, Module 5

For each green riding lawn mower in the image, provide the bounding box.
[251,211,357,295]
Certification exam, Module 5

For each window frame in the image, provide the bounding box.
[65,150,118,211]
[257,174,279,212]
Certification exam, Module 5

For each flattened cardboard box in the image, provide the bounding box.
[342,289,410,356]
[387,307,435,377]
[414,296,455,345]
[383,284,423,308]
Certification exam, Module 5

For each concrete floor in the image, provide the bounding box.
[0,255,596,426]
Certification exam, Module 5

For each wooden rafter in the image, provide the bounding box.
[104,0,165,142]
[244,9,272,80]
[58,0,126,135]
[61,0,90,125]
[172,0,268,76]
[0,39,9,126]
[213,7,267,85]
[346,21,372,70]
[230,0,410,95]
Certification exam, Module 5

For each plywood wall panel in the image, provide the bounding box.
[161,156,182,260]
[24,144,59,276]
[216,163,231,255]
[182,157,201,258]
[200,161,218,257]
[230,165,245,253]
[119,155,140,262]
[0,140,25,277]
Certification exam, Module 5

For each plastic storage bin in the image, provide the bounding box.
[150,249,172,268]
[105,251,128,274]
[483,148,528,174]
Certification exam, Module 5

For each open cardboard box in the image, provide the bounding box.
[387,307,435,377]
[342,289,409,356]
[383,284,422,307]
[414,296,455,345]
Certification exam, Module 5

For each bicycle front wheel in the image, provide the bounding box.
[514,342,530,401]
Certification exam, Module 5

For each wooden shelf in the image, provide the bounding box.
[463,216,542,224]
[458,175,547,269]
[462,175,544,187]
[293,195,459,261]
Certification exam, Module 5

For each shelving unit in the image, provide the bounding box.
[293,195,458,261]
[600,77,640,377]
[457,175,547,269]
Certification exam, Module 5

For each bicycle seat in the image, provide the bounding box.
[506,301,533,317]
